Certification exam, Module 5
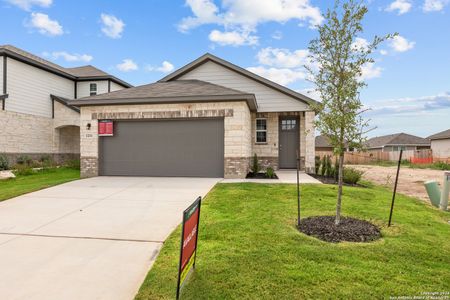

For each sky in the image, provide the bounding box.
[0,0,449,138]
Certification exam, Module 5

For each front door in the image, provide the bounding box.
[279,116,299,169]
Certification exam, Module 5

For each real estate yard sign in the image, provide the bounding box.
[176,196,201,299]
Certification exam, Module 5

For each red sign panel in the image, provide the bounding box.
[98,120,113,136]
[177,197,201,299]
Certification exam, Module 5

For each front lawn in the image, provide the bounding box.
[136,183,450,299]
[0,167,80,201]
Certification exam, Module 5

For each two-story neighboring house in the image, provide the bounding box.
[0,45,131,164]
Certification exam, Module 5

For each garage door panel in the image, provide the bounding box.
[99,119,224,177]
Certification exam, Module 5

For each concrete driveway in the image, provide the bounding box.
[0,176,219,300]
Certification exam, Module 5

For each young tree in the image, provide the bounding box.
[306,0,396,225]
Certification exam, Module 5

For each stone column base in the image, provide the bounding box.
[80,156,98,178]
[224,157,250,179]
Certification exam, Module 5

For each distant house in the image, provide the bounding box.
[315,135,333,151]
[428,129,450,159]
[366,133,430,152]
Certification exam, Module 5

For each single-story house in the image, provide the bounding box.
[315,135,333,152]
[366,133,430,152]
[428,129,450,159]
[70,53,317,179]
[0,45,130,164]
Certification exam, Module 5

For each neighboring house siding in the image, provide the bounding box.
[6,58,74,118]
[110,81,125,92]
[431,139,450,158]
[77,80,109,98]
[0,57,3,94]
[177,61,310,112]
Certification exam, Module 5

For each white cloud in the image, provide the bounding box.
[209,29,258,46]
[389,35,415,52]
[100,14,125,39]
[351,37,370,52]
[178,0,221,32]
[6,0,51,10]
[179,0,323,46]
[116,59,138,72]
[380,49,388,55]
[247,66,306,86]
[256,47,310,68]
[300,88,321,101]
[45,51,93,62]
[147,61,175,73]
[423,0,448,11]
[386,0,412,15]
[360,62,382,80]
[367,92,450,116]
[28,12,63,36]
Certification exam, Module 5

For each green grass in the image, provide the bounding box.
[0,167,80,201]
[136,183,450,300]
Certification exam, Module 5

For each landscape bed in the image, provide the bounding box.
[136,183,450,299]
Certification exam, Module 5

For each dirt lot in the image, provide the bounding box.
[351,165,447,203]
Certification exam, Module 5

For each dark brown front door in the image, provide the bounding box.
[279,116,299,169]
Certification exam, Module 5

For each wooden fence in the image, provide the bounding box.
[315,149,435,165]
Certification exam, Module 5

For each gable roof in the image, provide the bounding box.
[159,53,317,106]
[427,129,450,140]
[0,45,132,87]
[65,65,110,77]
[69,79,257,111]
[367,133,430,149]
[315,135,332,148]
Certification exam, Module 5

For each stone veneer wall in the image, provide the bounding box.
[79,101,252,178]
[0,104,80,165]
[250,111,315,172]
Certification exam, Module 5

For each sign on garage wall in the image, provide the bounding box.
[176,196,202,299]
[98,120,114,136]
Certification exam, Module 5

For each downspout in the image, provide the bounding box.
[2,55,6,110]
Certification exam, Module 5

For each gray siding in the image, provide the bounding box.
[177,60,310,112]
[6,58,74,117]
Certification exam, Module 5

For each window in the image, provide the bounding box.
[281,119,297,131]
[90,83,97,96]
[256,118,267,143]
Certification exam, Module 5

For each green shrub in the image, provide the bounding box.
[65,159,80,170]
[324,156,333,177]
[13,164,34,176]
[265,167,276,179]
[432,161,450,170]
[16,155,32,165]
[320,156,326,176]
[40,155,55,169]
[343,167,363,185]
[0,154,9,171]
[315,156,321,174]
[250,154,260,174]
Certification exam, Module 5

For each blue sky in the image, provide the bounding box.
[1,0,449,138]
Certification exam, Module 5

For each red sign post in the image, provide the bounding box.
[176,196,201,299]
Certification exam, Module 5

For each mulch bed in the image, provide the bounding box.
[246,172,278,179]
[298,216,381,243]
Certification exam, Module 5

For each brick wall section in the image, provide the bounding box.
[80,101,252,178]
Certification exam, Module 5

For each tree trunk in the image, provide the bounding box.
[335,153,345,225]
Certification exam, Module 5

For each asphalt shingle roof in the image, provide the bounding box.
[367,133,430,148]
[315,135,332,148]
[427,129,450,140]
